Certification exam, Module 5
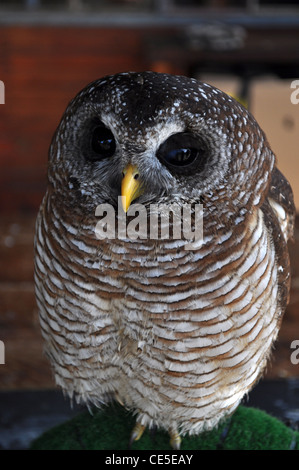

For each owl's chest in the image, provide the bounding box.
[92,211,277,347]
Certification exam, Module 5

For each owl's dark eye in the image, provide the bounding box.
[157,132,208,174]
[89,124,116,160]
[162,147,198,167]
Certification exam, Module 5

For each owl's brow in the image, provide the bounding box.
[85,102,100,116]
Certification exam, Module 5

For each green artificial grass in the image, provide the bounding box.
[30,403,299,450]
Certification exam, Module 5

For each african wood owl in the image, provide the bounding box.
[34,72,295,449]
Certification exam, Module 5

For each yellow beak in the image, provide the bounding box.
[121,164,144,213]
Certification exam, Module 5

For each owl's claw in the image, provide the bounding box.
[129,422,146,447]
[129,422,181,449]
[169,429,182,450]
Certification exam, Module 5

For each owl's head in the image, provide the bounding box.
[48,72,275,220]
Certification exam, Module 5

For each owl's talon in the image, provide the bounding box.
[129,422,146,446]
[169,429,182,450]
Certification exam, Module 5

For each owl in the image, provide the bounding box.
[34,72,295,449]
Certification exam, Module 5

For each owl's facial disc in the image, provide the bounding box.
[121,164,144,212]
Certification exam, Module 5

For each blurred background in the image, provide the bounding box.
[0,0,299,449]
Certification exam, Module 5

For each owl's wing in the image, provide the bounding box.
[267,166,295,243]
[261,166,296,312]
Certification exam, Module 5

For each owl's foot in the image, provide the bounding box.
[129,421,181,450]
[169,428,182,450]
[129,422,146,447]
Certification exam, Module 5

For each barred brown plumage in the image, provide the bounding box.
[34,71,295,449]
